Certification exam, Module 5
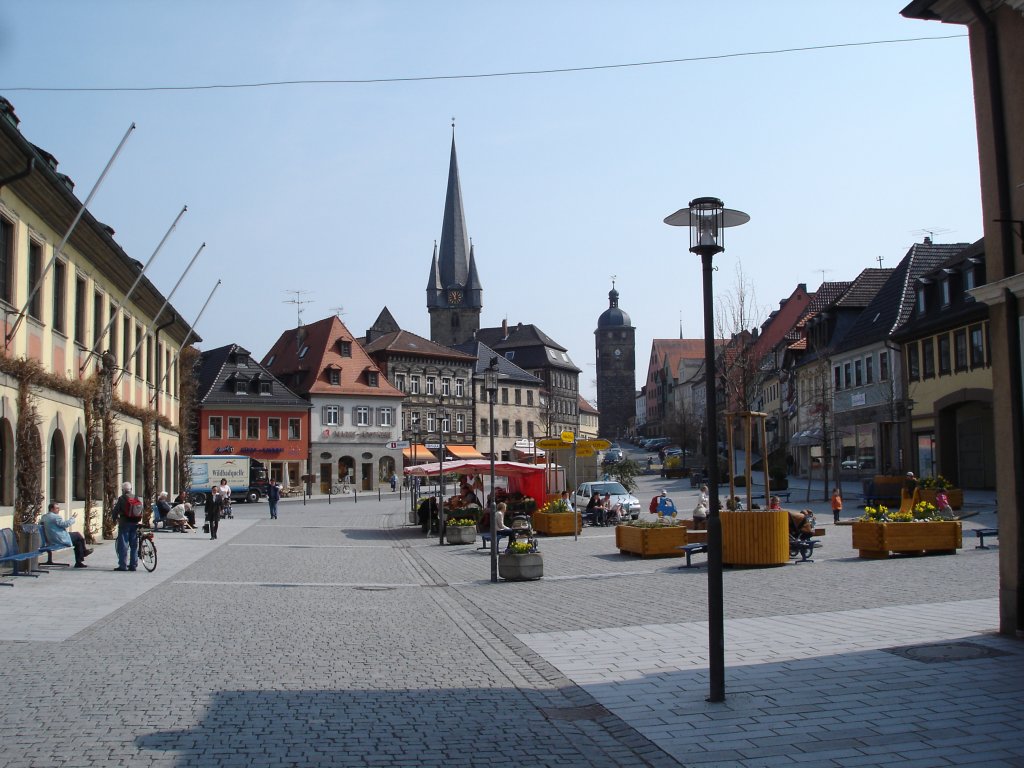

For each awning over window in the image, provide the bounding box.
[402,444,435,461]
[446,444,486,460]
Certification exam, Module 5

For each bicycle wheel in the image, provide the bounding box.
[139,537,157,572]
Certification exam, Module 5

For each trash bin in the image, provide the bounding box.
[18,523,41,573]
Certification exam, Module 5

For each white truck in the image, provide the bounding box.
[187,455,268,504]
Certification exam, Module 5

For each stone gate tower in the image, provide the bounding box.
[595,283,635,439]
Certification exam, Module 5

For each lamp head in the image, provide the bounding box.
[664,197,749,257]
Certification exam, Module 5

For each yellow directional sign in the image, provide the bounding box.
[584,439,612,451]
[536,437,571,451]
[560,431,575,444]
[575,444,595,458]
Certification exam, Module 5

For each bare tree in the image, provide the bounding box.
[715,262,766,414]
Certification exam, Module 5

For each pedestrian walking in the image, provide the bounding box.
[113,481,143,571]
[389,472,397,492]
[205,486,222,540]
[267,479,281,519]
[831,487,843,524]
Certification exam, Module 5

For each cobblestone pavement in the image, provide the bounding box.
[1,488,1019,767]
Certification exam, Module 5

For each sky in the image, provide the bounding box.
[0,1,982,403]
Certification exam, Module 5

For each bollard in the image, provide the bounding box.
[328,488,332,504]
[353,488,357,504]
[378,487,382,501]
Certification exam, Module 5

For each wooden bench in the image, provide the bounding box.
[0,527,42,581]
[974,528,999,549]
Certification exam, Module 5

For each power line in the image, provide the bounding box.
[0,34,966,93]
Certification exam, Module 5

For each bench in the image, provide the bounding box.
[791,538,821,562]
[36,523,72,568]
[974,528,999,549]
[676,543,708,568]
[0,527,42,581]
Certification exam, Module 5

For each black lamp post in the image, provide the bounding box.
[484,358,500,582]
[438,396,447,545]
[412,420,421,515]
[665,197,749,703]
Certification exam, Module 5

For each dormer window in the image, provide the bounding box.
[260,381,271,395]
[328,369,341,385]
[367,371,379,387]
[940,278,951,307]
[235,379,248,395]
[917,288,926,314]
[338,340,352,357]
[964,267,976,291]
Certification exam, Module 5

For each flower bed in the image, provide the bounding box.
[615,521,687,557]
[852,505,961,558]
[532,509,582,536]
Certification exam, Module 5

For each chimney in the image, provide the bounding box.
[924,236,932,245]
[501,318,508,338]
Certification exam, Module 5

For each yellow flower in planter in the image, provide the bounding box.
[447,518,477,527]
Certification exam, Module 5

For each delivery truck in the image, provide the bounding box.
[187,455,268,504]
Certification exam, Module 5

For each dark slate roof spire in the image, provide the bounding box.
[426,240,442,306]
[438,134,470,290]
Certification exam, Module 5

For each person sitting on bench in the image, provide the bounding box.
[40,502,92,568]
[165,502,193,532]
[788,509,815,540]
[492,502,514,543]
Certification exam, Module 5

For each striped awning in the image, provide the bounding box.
[403,444,435,461]
[446,444,486,460]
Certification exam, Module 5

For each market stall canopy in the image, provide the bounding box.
[404,459,546,502]
[402,444,434,461]
[445,444,486,460]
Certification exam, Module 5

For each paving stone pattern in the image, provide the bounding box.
[0,486,1020,767]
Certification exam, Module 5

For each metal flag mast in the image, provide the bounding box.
[6,122,136,349]
[152,279,222,401]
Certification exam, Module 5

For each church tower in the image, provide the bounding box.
[595,283,635,439]
[427,133,482,346]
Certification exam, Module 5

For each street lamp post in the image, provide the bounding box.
[412,421,420,517]
[665,197,749,703]
[484,358,500,582]
[438,396,447,545]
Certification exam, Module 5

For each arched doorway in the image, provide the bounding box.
[49,430,67,503]
[338,456,355,486]
[122,443,131,489]
[378,456,395,483]
[134,444,144,493]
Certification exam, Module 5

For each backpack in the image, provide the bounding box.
[124,496,144,520]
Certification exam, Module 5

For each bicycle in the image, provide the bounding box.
[137,529,157,572]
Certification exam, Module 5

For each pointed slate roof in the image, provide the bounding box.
[364,306,401,345]
[197,343,307,407]
[449,340,544,384]
[835,240,969,353]
[475,323,581,372]
[361,328,477,363]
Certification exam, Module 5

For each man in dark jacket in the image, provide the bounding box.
[267,480,281,520]
[113,482,142,571]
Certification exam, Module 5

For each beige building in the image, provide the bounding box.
[0,99,193,537]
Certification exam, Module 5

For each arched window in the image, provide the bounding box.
[122,443,131,489]
[134,444,144,493]
[72,435,87,501]
[49,430,67,504]
[173,450,180,495]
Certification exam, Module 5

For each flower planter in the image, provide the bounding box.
[498,552,543,581]
[615,524,687,557]
[532,510,582,536]
[720,511,790,566]
[852,520,962,559]
[445,526,477,545]
[917,488,964,511]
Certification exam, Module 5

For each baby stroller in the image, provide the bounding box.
[788,510,818,562]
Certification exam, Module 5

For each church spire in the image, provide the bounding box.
[437,133,471,291]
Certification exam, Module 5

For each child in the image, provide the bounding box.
[831,487,843,524]
[935,489,953,518]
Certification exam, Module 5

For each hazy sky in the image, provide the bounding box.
[0,1,981,402]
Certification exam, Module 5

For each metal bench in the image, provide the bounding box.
[36,523,71,568]
[974,528,999,549]
[0,527,42,581]
[676,543,708,568]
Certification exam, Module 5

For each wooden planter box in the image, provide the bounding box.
[852,520,962,559]
[615,524,687,557]
[445,526,477,545]
[720,511,789,566]
[498,552,543,581]
[917,488,964,511]
[533,510,582,536]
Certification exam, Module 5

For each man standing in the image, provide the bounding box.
[113,482,142,571]
[41,502,92,568]
[267,480,281,520]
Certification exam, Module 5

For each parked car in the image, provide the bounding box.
[647,438,671,452]
[841,459,859,470]
[659,444,683,461]
[573,481,642,519]
[602,448,624,465]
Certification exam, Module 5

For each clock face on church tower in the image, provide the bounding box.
[447,289,463,305]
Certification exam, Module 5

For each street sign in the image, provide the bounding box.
[560,430,575,444]
[536,437,570,450]
[424,442,441,450]
[585,438,612,451]
[384,440,410,449]
[575,445,595,457]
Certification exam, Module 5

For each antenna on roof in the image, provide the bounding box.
[875,255,885,268]
[329,306,347,318]
[679,310,683,340]
[817,268,833,283]
[283,290,313,353]
[911,227,952,243]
